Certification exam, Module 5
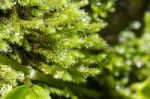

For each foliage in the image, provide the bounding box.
[0,64,24,96]
[89,0,115,18]
[3,85,50,99]
[93,12,150,99]
[75,0,115,18]
[131,77,150,99]
[102,31,150,98]
[0,0,106,99]
[0,0,150,99]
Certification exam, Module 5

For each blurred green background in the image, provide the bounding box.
[85,0,150,99]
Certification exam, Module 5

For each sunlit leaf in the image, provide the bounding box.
[3,85,51,99]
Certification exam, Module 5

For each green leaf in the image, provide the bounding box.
[3,85,29,99]
[3,85,51,99]
[138,77,150,99]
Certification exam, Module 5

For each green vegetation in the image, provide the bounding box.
[0,0,150,99]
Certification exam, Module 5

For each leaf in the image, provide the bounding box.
[133,77,150,99]
[3,85,51,99]
[138,77,150,99]
[2,85,29,99]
